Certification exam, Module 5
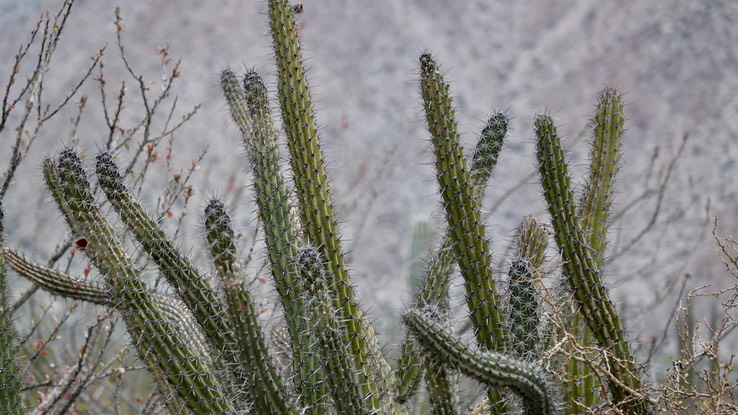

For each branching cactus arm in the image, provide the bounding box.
[44,150,238,414]
[2,247,209,355]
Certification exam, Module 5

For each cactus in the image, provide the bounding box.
[535,112,650,413]
[403,309,557,415]
[0,202,25,415]
[0,1,663,414]
[508,216,548,360]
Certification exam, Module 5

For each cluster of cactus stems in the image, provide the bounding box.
[0,0,657,413]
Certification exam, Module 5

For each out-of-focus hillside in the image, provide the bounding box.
[2,0,737,350]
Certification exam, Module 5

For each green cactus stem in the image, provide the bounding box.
[0,202,24,415]
[471,112,508,193]
[419,53,507,352]
[45,150,237,414]
[204,198,297,415]
[508,216,548,359]
[267,2,389,409]
[564,89,625,413]
[296,245,369,415]
[419,52,511,412]
[404,308,559,415]
[2,246,111,306]
[578,88,624,268]
[1,247,209,353]
[395,111,508,407]
[97,151,285,411]
[222,68,330,413]
[535,114,651,413]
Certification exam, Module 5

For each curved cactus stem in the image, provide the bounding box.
[535,115,651,413]
[2,246,211,364]
[0,202,25,415]
[3,246,112,305]
[404,309,559,415]
[204,199,297,415]
[44,150,238,414]
[267,1,390,410]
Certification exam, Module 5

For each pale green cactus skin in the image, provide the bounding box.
[0,1,656,414]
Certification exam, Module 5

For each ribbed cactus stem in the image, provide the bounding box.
[395,219,444,405]
[535,115,651,413]
[471,111,508,191]
[267,2,387,408]
[204,199,297,415]
[395,111,508,404]
[508,216,548,359]
[296,246,369,415]
[3,246,112,305]
[45,149,237,414]
[0,201,24,415]
[424,351,461,415]
[568,88,624,413]
[419,52,506,351]
[578,88,624,268]
[222,69,331,413]
[404,309,559,415]
[2,246,211,355]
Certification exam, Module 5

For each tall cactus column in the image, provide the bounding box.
[222,69,330,414]
[419,53,510,412]
[419,53,507,353]
[267,0,391,411]
[535,114,652,414]
[394,111,509,409]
